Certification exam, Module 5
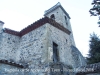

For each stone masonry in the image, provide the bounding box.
[0,2,86,75]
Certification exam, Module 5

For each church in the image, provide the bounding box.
[0,2,86,75]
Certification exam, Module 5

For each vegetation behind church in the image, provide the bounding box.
[89,0,100,26]
[87,33,100,64]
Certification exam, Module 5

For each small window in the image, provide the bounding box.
[50,14,55,20]
[65,16,67,20]
[64,16,68,25]
[53,42,59,63]
[66,39,67,42]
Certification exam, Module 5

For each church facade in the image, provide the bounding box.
[0,2,86,75]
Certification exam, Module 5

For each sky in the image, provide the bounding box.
[0,0,100,57]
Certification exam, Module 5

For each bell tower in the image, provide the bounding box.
[43,2,86,70]
[44,2,75,46]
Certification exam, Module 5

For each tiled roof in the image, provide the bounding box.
[4,17,71,37]
[4,28,20,36]
[0,59,24,68]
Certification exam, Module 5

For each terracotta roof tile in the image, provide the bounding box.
[4,17,71,37]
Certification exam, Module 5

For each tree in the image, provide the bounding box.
[89,0,100,26]
[87,33,100,64]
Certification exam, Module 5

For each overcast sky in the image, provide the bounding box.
[0,0,100,57]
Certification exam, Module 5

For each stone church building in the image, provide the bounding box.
[0,2,86,75]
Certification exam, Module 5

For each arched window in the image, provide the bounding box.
[50,14,55,20]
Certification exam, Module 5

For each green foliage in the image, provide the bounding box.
[89,0,100,26]
[87,33,100,64]
[89,0,100,16]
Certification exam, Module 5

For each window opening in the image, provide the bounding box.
[64,16,68,25]
[53,42,59,63]
[50,14,55,20]
[65,16,67,20]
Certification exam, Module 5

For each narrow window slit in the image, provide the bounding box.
[53,42,59,63]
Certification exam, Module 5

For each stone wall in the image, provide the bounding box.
[45,7,76,46]
[0,2,87,75]
[46,23,86,68]
[18,24,48,64]
[0,16,86,75]
[0,64,24,75]
[0,22,86,75]
[76,62,100,75]
[0,24,49,75]
[0,32,20,61]
[71,45,86,68]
